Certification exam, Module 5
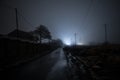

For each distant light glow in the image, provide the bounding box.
[65,41,71,45]
[77,42,84,45]
[63,38,71,45]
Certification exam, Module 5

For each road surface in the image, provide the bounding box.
[1,48,68,80]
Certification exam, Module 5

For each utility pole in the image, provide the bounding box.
[74,33,77,46]
[104,24,107,43]
[15,8,19,56]
[15,8,19,39]
[71,38,72,45]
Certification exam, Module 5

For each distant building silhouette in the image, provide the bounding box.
[8,29,35,41]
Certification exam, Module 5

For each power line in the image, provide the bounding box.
[1,5,34,30]
[81,0,94,26]
[17,10,34,28]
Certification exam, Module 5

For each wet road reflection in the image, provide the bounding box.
[46,49,68,80]
[1,48,68,80]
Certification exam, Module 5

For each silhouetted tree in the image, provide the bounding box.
[51,39,63,47]
[34,25,52,44]
[56,39,63,46]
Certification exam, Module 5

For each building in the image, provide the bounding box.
[8,29,35,41]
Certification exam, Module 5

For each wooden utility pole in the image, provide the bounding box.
[15,8,19,56]
[74,33,77,46]
[104,24,107,43]
[15,8,19,39]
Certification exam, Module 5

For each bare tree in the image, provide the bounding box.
[34,25,52,44]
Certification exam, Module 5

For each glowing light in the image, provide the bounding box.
[65,41,71,45]
[62,38,71,45]
[77,42,84,45]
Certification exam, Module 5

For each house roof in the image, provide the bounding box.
[8,29,34,41]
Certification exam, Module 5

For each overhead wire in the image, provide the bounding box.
[1,4,34,29]
[17,10,34,28]
[81,0,94,27]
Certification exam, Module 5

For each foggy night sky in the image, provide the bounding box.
[0,0,120,44]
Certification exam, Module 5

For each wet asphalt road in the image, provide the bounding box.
[1,48,68,80]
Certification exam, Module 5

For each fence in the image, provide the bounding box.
[0,36,58,69]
